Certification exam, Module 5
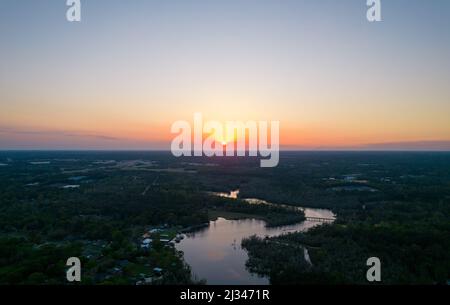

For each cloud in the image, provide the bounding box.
[0,125,169,150]
[281,141,450,151]
[0,126,121,141]
[362,140,450,151]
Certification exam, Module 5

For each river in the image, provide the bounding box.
[175,190,335,285]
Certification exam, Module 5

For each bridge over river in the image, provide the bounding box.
[305,216,335,223]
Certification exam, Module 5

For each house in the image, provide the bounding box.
[62,185,80,189]
[142,238,153,245]
[144,277,153,284]
[153,267,163,275]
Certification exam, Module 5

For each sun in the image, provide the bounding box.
[205,129,235,147]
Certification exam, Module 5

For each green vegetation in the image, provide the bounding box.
[209,197,305,227]
[0,152,209,284]
[0,151,449,284]
[239,153,450,284]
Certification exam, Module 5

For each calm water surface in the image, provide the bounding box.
[176,190,335,285]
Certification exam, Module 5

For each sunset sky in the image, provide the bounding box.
[1,0,449,150]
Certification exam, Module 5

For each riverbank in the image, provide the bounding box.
[177,203,335,285]
[209,210,268,222]
[208,190,308,227]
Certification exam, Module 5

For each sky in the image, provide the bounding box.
[0,0,449,150]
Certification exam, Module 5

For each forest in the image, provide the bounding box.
[0,151,449,284]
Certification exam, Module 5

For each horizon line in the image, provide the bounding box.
[1,149,450,153]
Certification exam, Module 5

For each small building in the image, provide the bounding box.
[142,238,153,245]
[144,277,153,284]
[62,185,80,189]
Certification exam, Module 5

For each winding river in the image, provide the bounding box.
[176,190,336,285]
